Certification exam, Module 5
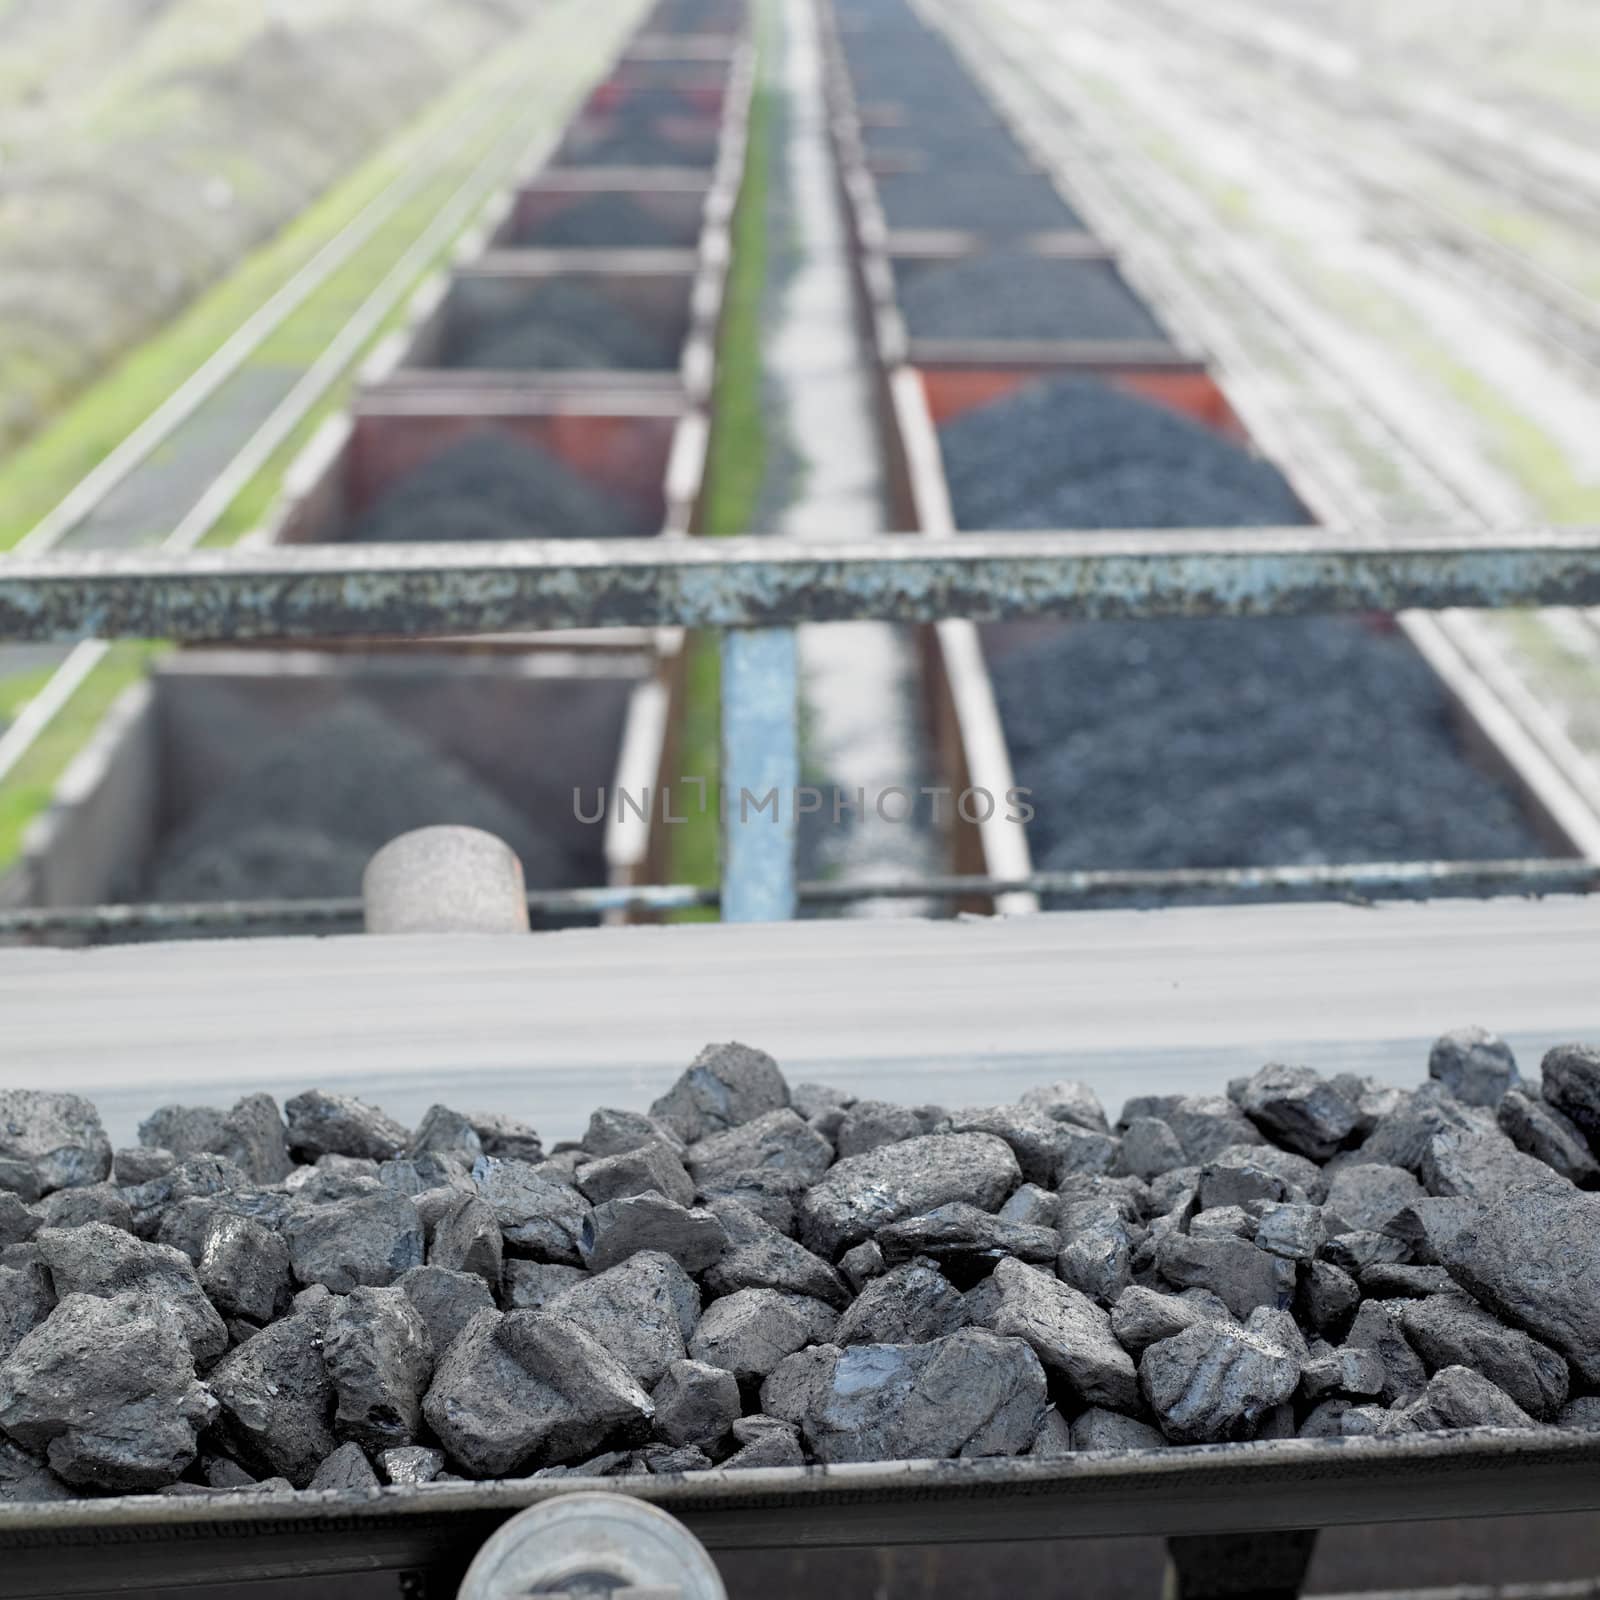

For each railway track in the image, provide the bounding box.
[1120,0,1600,412]
[916,0,1600,861]
[1048,0,1600,671]
[1096,0,1600,671]
[0,0,653,797]
[1130,0,1600,232]
[9,0,1598,936]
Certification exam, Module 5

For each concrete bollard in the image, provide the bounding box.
[362,826,530,935]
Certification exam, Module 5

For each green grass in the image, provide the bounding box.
[0,643,165,870]
[667,43,775,919]
[0,666,58,721]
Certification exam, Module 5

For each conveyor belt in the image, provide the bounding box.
[4,1431,1599,1598]
[4,897,1599,1146]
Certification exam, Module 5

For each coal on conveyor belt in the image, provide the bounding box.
[517,194,703,251]
[873,171,1082,235]
[897,255,1168,344]
[2,1035,1598,1500]
[939,376,1305,532]
[141,700,581,905]
[448,279,681,373]
[347,433,652,545]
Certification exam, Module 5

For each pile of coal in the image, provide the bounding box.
[644,0,743,31]
[448,281,681,372]
[142,700,581,905]
[839,0,1034,179]
[873,171,1082,235]
[348,434,651,545]
[559,123,720,169]
[897,256,1166,344]
[3,1031,1598,1501]
[516,195,702,251]
[862,122,1033,174]
[989,615,1546,885]
[587,88,718,127]
[938,377,1542,885]
[939,376,1305,532]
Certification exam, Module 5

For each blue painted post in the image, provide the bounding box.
[720,626,800,922]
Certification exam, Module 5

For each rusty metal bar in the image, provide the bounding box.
[2,859,1592,941]
[4,528,1600,642]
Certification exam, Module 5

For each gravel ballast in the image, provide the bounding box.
[2,1033,1598,1500]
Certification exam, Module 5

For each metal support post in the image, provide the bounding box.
[1164,1530,1320,1600]
[720,626,800,922]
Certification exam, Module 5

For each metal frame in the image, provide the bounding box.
[5,530,1600,925]
[4,1429,1599,1597]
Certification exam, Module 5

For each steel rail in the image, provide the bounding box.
[2,858,1593,941]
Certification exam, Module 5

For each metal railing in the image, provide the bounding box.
[0,859,1594,941]
[5,526,1600,924]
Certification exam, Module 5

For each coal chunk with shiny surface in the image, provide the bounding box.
[796,1133,1020,1257]
[1140,1321,1301,1444]
[761,1329,1049,1463]
[285,1190,423,1293]
[421,1310,653,1476]
[324,1286,434,1452]
[0,1092,111,1202]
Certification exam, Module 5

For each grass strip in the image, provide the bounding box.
[667,43,775,918]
